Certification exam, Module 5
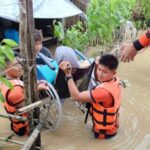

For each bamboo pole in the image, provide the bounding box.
[0,137,24,146]
[0,113,27,121]
[21,124,43,150]
[19,0,41,149]
[18,101,43,114]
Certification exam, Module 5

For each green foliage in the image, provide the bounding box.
[132,0,150,29]
[1,39,18,48]
[0,39,16,68]
[0,39,17,102]
[54,21,89,51]
[0,92,5,102]
[0,76,13,103]
[87,0,136,44]
[141,0,150,18]
[53,20,65,42]
[54,0,136,50]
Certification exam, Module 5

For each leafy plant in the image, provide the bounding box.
[0,39,17,102]
[54,0,136,50]
[87,0,135,44]
[132,0,150,29]
[0,39,16,68]
[53,20,65,42]
[53,21,89,52]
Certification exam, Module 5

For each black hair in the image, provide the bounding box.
[99,54,119,70]
[34,29,43,41]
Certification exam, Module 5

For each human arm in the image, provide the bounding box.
[120,30,150,62]
[134,30,150,50]
[59,61,92,102]
[119,44,137,62]
[59,61,112,104]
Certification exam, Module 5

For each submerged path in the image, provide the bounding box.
[0,47,150,150]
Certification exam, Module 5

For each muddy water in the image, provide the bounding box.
[1,48,150,150]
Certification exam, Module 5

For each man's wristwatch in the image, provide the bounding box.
[65,76,73,82]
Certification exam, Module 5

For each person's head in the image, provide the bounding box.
[34,29,43,53]
[96,54,118,82]
[55,46,80,68]
[5,57,23,79]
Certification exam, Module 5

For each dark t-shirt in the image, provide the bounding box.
[40,46,52,58]
[36,46,52,65]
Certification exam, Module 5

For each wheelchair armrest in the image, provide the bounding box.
[17,101,43,114]
[37,53,55,70]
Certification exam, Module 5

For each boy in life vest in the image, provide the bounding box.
[0,57,48,136]
[59,54,122,139]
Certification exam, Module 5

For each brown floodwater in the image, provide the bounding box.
[1,47,150,150]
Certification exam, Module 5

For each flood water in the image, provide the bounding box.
[1,47,150,150]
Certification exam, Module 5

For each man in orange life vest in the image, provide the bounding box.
[120,30,150,62]
[59,54,122,139]
[0,57,48,136]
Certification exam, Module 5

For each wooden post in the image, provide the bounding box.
[19,0,41,149]
[21,124,43,150]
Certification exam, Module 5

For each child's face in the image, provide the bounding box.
[96,64,116,82]
[6,59,23,78]
[35,41,42,53]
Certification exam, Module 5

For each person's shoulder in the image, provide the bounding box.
[40,46,52,57]
[41,46,49,51]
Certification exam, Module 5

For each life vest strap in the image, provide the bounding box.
[93,116,116,126]
[92,106,118,116]
[94,129,117,139]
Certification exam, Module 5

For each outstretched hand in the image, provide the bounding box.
[119,44,138,62]
[59,61,72,76]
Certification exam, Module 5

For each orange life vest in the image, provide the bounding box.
[139,30,150,48]
[0,79,28,136]
[134,30,150,50]
[91,78,122,139]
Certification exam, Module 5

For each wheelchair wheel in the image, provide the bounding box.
[39,83,62,131]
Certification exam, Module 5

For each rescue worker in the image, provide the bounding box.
[59,54,122,139]
[120,30,150,62]
[0,57,48,136]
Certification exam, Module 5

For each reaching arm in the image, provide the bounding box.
[120,30,150,62]
[59,61,92,102]
[133,30,150,50]
[59,61,113,104]
[67,77,92,102]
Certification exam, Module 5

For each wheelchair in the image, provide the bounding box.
[36,49,94,131]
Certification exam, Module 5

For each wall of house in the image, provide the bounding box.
[64,0,89,29]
